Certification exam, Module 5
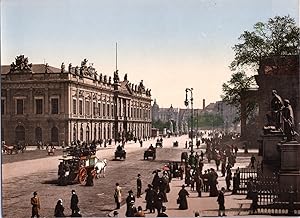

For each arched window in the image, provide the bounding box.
[94,125,97,140]
[15,125,25,143]
[86,125,90,142]
[98,124,101,140]
[35,127,42,143]
[80,124,83,141]
[51,127,59,144]
[73,125,77,141]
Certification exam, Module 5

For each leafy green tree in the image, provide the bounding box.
[152,119,169,131]
[221,71,256,121]
[230,15,299,71]
[190,113,224,128]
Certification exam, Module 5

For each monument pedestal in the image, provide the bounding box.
[262,133,283,165]
[278,141,300,200]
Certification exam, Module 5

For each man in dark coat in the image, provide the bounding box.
[152,171,160,192]
[217,187,226,216]
[209,168,219,197]
[31,191,40,218]
[70,190,79,216]
[145,184,155,213]
[178,185,189,210]
[125,190,136,217]
[137,174,142,198]
[155,190,164,215]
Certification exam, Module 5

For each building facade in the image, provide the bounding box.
[1,55,152,145]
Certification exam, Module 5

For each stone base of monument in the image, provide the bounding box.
[278,141,300,201]
[262,133,283,165]
[278,170,300,201]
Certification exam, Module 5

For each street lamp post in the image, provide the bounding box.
[184,88,194,153]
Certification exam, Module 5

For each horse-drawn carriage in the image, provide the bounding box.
[57,144,107,185]
[57,155,97,185]
[144,148,156,160]
[115,149,126,160]
[156,138,163,148]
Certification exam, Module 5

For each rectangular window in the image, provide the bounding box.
[73,99,77,114]
[35,99,43,114]
[103,103,106,117]
[98,103,101,116]
[51,98,59,114]
[1,99,5,115]
[79,100,83,115]
[107,104,110,117]
[93,102,96,116]
[16,99,24,114]
[85,101,90,115]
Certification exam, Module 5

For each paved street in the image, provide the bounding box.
[2,135,256,217]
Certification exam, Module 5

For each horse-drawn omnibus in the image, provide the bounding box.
[57,144,106,185]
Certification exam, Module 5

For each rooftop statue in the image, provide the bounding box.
[113,70,120,83]
[68,63,72,73]
[10,55,32,72]
[61,62,65,73]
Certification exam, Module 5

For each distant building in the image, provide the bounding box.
[1,55,152,145]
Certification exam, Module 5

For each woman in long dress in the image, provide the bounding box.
[178,185,189,210]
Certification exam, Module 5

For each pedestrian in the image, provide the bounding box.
[154,189,164,215]
[70,190,79,216]
[134,206,145,217]
[54,199,65,217]
[157,206,168,217]
[31,191,41,218]
[221,162,226,177]
[209,168,219,197]
[137,174,142,198]
[225,169,232,191]
[145,184,155,213]
[126,190,136,217]
[85,169,94,186]
[202,170,209,192]
[195,173,203,197]
[217,187,226,216]
[190,176,195,191]
[114,183,122,209]
[177,185,189,210]
[200,150,204,161]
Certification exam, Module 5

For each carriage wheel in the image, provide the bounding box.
[78,168,87,184]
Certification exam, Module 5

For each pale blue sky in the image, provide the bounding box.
[1,0,299,108]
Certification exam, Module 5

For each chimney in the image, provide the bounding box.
[203,99,206,109]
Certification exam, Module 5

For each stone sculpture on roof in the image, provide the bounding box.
[9,55,32,72]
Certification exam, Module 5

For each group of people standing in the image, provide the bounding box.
[31,190,81,218]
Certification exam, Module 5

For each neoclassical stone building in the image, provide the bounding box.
[1,55,152,145]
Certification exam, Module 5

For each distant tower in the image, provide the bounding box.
[203,99,206,109]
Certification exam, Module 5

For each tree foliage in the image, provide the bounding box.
[230,15,300,70]
[152,119,170,131]
[189,113,224,128]
[221,71,256,121]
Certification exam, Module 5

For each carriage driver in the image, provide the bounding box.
[117,144,123,152]
[148,144,155,151]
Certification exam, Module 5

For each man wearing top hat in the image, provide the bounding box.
[70,190,79,216]
[137,174,142,198]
